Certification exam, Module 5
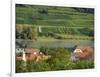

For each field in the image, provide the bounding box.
[15,4,94,73]
[16,4,94,41]
[16,4,94,27]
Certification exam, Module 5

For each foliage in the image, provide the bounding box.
[15,4,94,73]
[16,4,94,40]
[16,48,94,73]
[40,46,49,55]
[74,7,94,14]
[69,59,94,69]
[16,24,37,40]
[41,27,94,37]
[16,60,28,73]
[16,4,94,27]
[38,9,48,14]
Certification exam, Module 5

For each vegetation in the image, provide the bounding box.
[39,26,94,40]
[16,24,37,40]
[16,48,94,73]
[16,4,94,40]
[73,8,94,14]
[16,4,94,27]
[16,25,94,40]
[15,4,94,73]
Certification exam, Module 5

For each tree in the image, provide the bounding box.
[46,48,70,70]
[74,8,94,14]
[16,25,37,40]
[40,46,49,55]
[38,9,48,14]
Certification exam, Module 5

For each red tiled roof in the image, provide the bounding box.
[74,46,94,59]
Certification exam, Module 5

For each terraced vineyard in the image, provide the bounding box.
[41,26,93,36]
[15,4,94,73]
[16,4,94,47]
[16,4,94,27]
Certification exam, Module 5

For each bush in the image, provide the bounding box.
[16,24,37,40]
[16,48,94,73]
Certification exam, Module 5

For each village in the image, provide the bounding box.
[16,45,94,62]
[15,4,94,73]
[16,48,50,62]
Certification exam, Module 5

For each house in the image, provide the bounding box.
[16,48,49,62]
[71,45,94,61]
[24,48,40,61]
[16,48,25,61]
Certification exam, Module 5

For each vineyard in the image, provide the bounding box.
[15,4,94,72]
[16,24,94,40]
[16,4,94,27]
[16,4,94,41]
[40,26,93,36]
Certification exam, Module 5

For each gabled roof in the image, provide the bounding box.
[73,46,94,59]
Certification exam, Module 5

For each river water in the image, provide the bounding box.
[16,39,94,48]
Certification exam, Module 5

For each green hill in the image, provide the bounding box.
[16,4,94,27]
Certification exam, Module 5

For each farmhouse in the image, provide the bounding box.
[16,48,49,62]
[71,45,94,61]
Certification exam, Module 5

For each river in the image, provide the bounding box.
[16,39,94,48]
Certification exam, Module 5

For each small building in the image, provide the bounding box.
[16,48,49,62]
[71,45,94,61]
[24,48,40,61]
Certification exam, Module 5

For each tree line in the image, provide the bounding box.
[16,25,37,40]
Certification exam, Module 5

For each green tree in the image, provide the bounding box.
[16,25,37,40]
[40,46,49,55]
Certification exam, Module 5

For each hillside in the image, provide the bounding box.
[16,4,94,27]
[16,4,94,44]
